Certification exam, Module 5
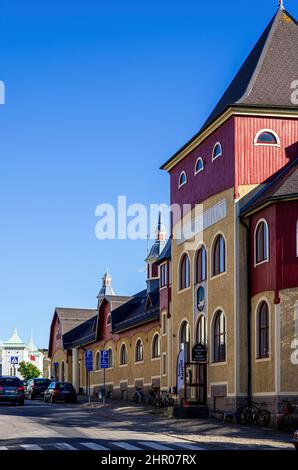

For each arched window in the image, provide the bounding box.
[107,314,111,326]
[212,235,226,276]
[120,344,128,365]
[95,351,100,370]
[255,220,269,264]
[135,339,144,362]
[196,315,207,345]
[212,142,222,161]
[195,246,207,283]
[180,320,190,346]
[255,130,279,146]
[213,310,226,363]
[152,334,160,358]
[179,253,190,290]
[179,171,187,188]
[195,157,204,175]
[257,302,269,359]
[108,348,113,368]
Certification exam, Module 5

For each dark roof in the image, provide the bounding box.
[156,238,171,264]
[62,296,130,349]
[54,308,97,335]
[63,314,98,349]
[161,8,298,170]
[48,308,97,356]
[112,289,160,333]
[241,157,298,216]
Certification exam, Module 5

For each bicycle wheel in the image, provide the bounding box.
[256,409,270,427]
[239,407,253,425]
[167,398,175,407]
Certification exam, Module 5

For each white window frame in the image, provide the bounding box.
[178,171,187,188]
[254,218,269,267]
[254,129,280,147]
[194,157,204,175]
[212,142,222,162]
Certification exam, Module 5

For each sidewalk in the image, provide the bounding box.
[76,397,294,450]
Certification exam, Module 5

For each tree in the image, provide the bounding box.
[18,361,41,381]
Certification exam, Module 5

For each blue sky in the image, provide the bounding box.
[0,0,296,347]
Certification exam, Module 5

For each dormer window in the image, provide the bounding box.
[178,171,187,188]
[195,157,204,175]
[212,142,222,161]
[254,129,280,146]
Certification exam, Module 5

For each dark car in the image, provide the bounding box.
[293,430,298,451]
[25,378,52,400]
[0,376,25,406]
[44,381,77,404]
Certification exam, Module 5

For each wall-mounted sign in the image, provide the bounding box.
[197,286,205,312]
[192,343,207,362]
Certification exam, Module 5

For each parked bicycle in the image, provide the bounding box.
[238,400,270,427]
[157,391,175,408]
[146,388,160,408]
[277,400,298,430]
[133,387,146,405]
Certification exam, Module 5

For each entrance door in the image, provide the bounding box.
[196,364,207,404]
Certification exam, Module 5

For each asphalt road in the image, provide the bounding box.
[0,399,295,451]
[0,400,205,451]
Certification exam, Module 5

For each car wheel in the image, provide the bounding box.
[18,400,24,406]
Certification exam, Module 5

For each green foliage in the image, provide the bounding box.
[18,361,41,381]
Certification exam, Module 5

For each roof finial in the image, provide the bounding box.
[278,0,285,10]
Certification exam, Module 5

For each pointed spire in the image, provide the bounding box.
[155,210,167,242]
[278,0,285,10]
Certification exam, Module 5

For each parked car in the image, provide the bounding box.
[44,381,77,404]
[25,378,52,400]
[293,430,298,451]
[0,376,25,406]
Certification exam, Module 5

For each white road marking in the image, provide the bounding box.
[140,442,174,450]
[114,442,142,451]
[81,442,110,451]
[0,446,8,450]
[21,444,43,451]
[54,442,77,450]
[173,442,206,451]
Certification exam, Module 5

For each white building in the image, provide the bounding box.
[0,329,44,379]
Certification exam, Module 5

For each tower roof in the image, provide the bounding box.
[201,8,298,131]
[97,270,115,298]
[161,7,298,170]
[4,328,26,346]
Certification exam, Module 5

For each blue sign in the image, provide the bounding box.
[10,356,18,365]
[100,350,109,369]
[85,350,93,372]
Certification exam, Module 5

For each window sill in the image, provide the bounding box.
[177,286,191,294]
[255,356,270,363]
[254,259,269,268]
[210,361,227,367]
[210,271,227,281]
[151,357,160,362]
[134,361,144,365]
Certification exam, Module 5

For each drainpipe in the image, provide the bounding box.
[240,217,252,403]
